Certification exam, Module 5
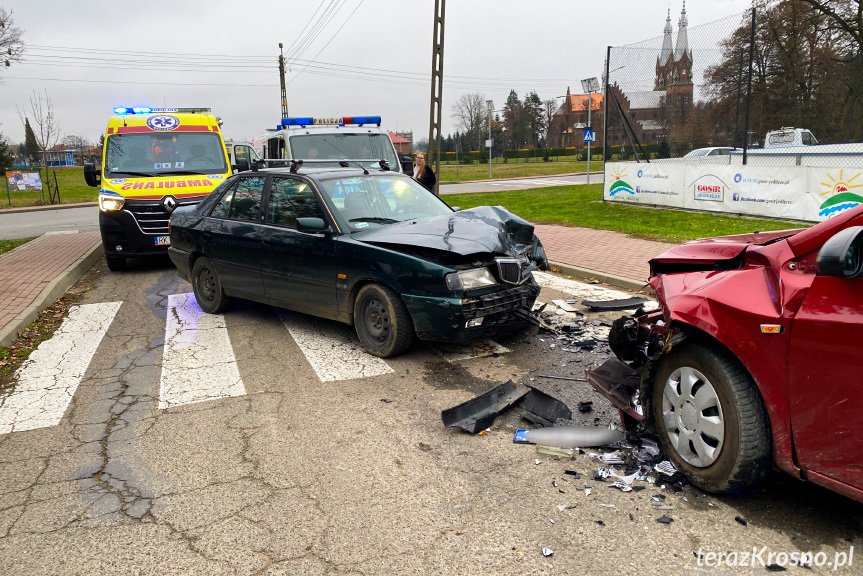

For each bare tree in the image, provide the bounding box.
[0,8,25,76]
[17,90,61,169]
[451,92,486,151]
[543,99,557,149]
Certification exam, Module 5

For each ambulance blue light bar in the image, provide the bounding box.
[280,116,382,127]
[113,107,211,115]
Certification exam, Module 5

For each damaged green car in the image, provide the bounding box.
[168,168,549,357]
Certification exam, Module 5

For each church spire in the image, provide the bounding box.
[659,6,673,66]
[674,1,690,61]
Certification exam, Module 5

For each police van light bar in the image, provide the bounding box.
[113,107,212,115]
[281,116,382,127]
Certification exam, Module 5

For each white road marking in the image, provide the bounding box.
[533,271,656,305]
[276,308,393,382]
[0,302,122,434]
[159,293,246,409]
[428,338,510,362]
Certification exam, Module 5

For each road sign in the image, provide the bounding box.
[583,129,595,143]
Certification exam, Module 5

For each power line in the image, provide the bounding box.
[290,0,365,84]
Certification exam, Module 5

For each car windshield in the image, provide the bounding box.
[289,133,398,170]
[317,175,452,232]
[684,149,710,158]
[105,132,227,178]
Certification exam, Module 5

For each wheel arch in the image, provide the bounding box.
[344,276,405,326]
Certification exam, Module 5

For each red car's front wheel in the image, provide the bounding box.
[652,340,772,493]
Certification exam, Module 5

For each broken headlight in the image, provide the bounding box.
[445,268,497,291]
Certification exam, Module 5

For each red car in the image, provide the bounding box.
[588,204,863,502]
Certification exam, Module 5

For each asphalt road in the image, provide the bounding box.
[0,206,98,240]
[0,175,594,240]
[0,260,859,575]
[440,173,591,194]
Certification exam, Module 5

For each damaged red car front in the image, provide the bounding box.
[588,205,863,502]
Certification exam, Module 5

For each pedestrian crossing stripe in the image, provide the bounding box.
[0,302,121,434]
[0,294,516,435]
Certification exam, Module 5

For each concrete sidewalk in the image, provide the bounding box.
[0,218,673,349]
[0,231,104,347]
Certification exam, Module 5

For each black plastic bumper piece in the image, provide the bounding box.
[441,380,529,433]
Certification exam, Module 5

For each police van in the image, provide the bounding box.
[84,107,231,271]
[250,115,413,174]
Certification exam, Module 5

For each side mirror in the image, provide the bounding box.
[83,162,100,187]
[401,155,413,174]
[296,217,328,233]
[236,158,250,173]
[816,226,863,278]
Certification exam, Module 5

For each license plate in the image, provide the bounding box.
[154,235,170,246]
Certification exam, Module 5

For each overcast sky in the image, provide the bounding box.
[1,0,752,146]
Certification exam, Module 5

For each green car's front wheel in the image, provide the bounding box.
[353,284,414,358]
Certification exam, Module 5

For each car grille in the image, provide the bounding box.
[463,286,531,318]
[126,200,201,235]
[495,256,528,284]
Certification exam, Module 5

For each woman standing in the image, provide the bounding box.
[413,153,437,191]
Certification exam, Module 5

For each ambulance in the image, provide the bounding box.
[84,107,231,271]
[250,115,413,174]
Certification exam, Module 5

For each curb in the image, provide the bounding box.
[0,202,98,214]
[0,238,104,348]
[548,260,653,294]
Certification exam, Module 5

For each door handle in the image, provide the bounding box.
[202,230,212,239]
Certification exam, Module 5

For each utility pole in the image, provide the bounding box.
[487,100,494,179]
[278,43,288,118]
[426,0,445,195]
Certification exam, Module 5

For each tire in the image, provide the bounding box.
[191,257,233,314]
[651,340,772,493]
[353,283,414,358]
[105,255,126,272]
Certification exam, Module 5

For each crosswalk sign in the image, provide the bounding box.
[583,129,596,143]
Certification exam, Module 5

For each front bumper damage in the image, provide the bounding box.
[405,278,541,342]
[585,309,684,432]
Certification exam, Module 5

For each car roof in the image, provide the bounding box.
[249,167,407,181]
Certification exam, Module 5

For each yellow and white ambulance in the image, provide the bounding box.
[84,107,231,271]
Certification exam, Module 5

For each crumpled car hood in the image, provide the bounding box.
[352,205,549,267]
[650,229,800,269]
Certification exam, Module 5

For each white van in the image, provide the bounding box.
[251,115,412,173]
[764,127,819,148]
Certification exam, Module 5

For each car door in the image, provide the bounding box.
[788,275,863,491]
[202,175,266,298]
[260,176,338,319]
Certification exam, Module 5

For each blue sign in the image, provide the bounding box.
[583,129,596,143]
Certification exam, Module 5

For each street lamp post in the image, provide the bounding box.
[581,77,600,185]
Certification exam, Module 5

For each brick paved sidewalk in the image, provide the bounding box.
[0,231,102,345]
[534,224,675,287]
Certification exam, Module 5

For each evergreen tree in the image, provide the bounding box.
[523,92,545,149]
[0,133,13,169]
[24,118,39,161]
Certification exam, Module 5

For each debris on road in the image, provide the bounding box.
[577,401,593,413]
[551,299,578,313]
[656,515,674,524]
[522,386,572,427]
[513,426,624,448]
[441,379,529,433]
[735,515,748,527]
[582,296,648,311]
[541,547,554,557]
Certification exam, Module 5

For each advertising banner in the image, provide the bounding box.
[605,163,685,209]
[806,167,863,220]
[603,163,840,222]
